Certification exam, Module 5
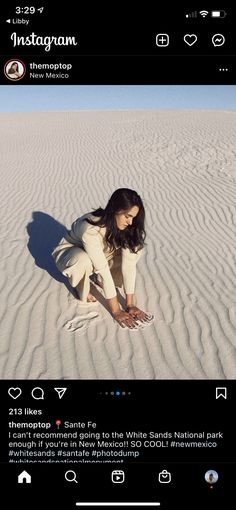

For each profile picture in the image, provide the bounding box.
[4,59,26,81]
[204,470,219,484]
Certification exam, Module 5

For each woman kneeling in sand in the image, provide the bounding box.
[52,188,150,329]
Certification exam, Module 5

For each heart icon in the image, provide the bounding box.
[184,34,197,46]
[8,387,22,399]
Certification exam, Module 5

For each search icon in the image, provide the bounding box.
[65,470,78,483]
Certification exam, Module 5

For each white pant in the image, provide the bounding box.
[54,246,125,301]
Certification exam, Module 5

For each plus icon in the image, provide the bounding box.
[156,33,169,47]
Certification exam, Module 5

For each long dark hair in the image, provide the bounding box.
[86,188,146,253]
[8,62,19,74]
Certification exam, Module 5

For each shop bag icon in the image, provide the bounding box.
[158,469,171,483]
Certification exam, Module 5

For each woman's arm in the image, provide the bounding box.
[126,293,135,307]
[121,248,142,295]
[106,296,120,315]
[122,250,151,323]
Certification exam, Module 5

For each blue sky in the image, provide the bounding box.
[0,85,235,111]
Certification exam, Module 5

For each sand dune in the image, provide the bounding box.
[0,109,236,379]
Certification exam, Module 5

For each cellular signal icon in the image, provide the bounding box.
[186,11,197,18]
[199,10,209,17]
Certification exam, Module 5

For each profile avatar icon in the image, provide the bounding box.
[205,470,219,485]
[4,59,26,81]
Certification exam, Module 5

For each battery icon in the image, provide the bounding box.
[211,10,227,18]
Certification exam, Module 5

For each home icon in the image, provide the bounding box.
[18,470,31,484]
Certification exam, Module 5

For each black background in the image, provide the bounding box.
[0,4,236,508]
[1,380,234,464]
[1,380,235,508]
[0,4,236,83]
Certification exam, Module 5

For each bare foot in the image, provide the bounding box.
[87,292,97,302]
[74,289,97,302]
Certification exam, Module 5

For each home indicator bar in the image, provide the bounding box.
[76,504,161,507]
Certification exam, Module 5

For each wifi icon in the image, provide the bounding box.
[199,10,209,17]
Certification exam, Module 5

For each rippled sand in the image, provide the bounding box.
[0,109,236,379]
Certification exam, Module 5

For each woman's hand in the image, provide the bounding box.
[126,306,152,323]
[113,310,139,329]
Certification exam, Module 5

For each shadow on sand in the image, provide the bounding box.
[26,211,126,314]
[26,211,71,292]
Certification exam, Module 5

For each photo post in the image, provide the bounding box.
[0,4,236,508]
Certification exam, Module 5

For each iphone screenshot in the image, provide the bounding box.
[0,4,235,509]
